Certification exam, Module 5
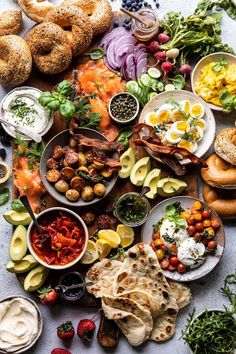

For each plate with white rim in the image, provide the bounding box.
[191,52,236,111]
[138,90,215,165]
[141,196,225,282]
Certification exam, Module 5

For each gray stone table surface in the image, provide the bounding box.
[0,1,236,354]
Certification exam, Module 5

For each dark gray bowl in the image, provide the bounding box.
[40,128,118,207]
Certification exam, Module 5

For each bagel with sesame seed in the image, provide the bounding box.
[0,9,23,36]
[18,0,54,23]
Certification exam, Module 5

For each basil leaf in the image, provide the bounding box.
[11,199,26,212]
[86,48,104,61]
[0,187,9,205]
[165,204,176,217]
[175,217,186,227]
[117,128,132,148]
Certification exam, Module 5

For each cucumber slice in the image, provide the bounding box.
[156,82,164,92]
[149,78,158,91]
[138,78,144,88]
[126,81,139,93]
[148,92,158,101]
[165,84,176,91]
[148,68,161,79]
[140,74,151,87]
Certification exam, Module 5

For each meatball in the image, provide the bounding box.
[94,183,106,197]
[46,169,61,183]
[82,211,96,225]
[61,167,76,181]
[55,180,69,193]
[47,158,59,169]
[81,186,94,201]
[52,145,64,160]
[78,152,87,166]
[70,176,86,191]
[65,189,80,202]
[65,150,79,166]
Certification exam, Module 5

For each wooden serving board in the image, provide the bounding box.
[13,12,199,307]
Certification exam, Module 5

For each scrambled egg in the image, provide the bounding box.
[195,62,236,106]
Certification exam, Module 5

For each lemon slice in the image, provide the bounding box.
[96,239,111,260]
[116,224,135,248]
[80,240,99,264]
[98,229,121,248]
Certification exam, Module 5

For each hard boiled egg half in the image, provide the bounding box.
[164,129,181,144]
[155,103,173,123]
[178,139,198,153]
[179,100,191,115]
[145,111,159,127]
[190,103,205,118]
[171,121,190,136]
[194,118,206,131]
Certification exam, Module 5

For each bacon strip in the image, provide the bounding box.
[133,123,162,143]
[92,149,121,169]
[73,133,125,153]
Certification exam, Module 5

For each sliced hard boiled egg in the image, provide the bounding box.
[171,109,186,122]
[179,100,191,115]
[145,111,159,127]
[178,140,198,153]
[171,121,190,136]
[165,129,181,144]
[194,118,206,131]
[155,103,173,123]
[190,103,205,118]
[188,126,204,142]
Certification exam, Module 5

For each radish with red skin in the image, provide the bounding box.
[161,61,174,76]
[158,33,170,44]
[154,51,166,61]
[179,64,192,77]
[149,41,159,53]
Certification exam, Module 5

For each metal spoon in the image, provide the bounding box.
[0,117,42,143]
[55,281,94,294]
[20,195,49,242]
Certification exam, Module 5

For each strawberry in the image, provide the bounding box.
[57,321,75,340]
[51,349,72,354]
[77,319,96,341]
[38,286,58,305]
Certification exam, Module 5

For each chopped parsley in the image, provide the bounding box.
[9,98,36,127]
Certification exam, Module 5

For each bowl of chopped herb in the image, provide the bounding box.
[109,92,139,125]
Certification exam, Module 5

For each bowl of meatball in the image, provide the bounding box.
[40,128,119,207]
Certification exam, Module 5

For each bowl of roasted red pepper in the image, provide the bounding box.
[27,207,88,270]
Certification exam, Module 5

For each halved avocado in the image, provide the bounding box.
[0,162,10,184]
[7,255,38,274]
[130,156,151,186]
[144,168,161,199]
[3,210,32,226]
[24,265,50,292]
[9,225,27,261]
[157,177,187,197]
[119,147,136,179]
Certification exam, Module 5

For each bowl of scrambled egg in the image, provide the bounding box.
[191,52,236,111]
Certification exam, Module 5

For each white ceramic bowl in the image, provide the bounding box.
[0,295,43,354]
[108,92,139,125]
[27,207,89,270]
[191,52,236,111]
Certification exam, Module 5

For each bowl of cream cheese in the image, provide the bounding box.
[0,296,43,353]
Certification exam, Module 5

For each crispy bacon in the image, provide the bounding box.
[92,149,121,169]
[159,156,187,176]
[133,123,162,143]
[72,133,125,153]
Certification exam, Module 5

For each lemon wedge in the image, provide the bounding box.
[96,239,111,260]
[116,224,135,248]
[98,229,121,248]
[80,240,99,264]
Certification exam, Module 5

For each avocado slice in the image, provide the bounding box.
[3,210,32,226]
[130,156,151,186]
[157,178,187,197]
[9,225,27,261]
[144,168,161,199]
[119,147,136,179]
[24,265,50,292]
[7,255,38,274]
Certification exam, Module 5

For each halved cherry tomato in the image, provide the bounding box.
[187,225,196,235]
[194,213,203,222]
[202,209,211,219]
[194,232,202,240]
[207,240,217,249]
[154,239,164,247]
[187,215,195,225]
[193,201,202,210]
[160,258,169,269]
[211,217,220,229]
[181,211,191,219]
[169,244,178,255]
[191,208,199,215]
[203,219,212,227]
[169,256,179,266]
[156,249,165,261]
[177,263,187,273]
[150,241,156,251]
[202,238,209,245]
[195,222,204,232]
[168,264,177,271]
[152,232,160,240]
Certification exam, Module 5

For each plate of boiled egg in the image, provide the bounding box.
[139,90,215,164]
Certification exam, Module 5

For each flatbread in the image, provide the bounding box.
[168,281,191,309]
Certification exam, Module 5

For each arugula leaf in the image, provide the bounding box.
[212,58,227,72]
[220,90,236,113]
[117,128,133,149]
[169,75,186,90]
[0,187,9,205]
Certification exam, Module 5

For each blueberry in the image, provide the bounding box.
[114,21,119,27]
[127,0,131,4]
[144,1,148,5]
[156,3,159,7]
[0,149,6,160]
[135,5,140,10]
[0,136,11,147]
[124,18,130,24]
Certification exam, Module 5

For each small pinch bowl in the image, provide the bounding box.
[108,92,140,125]
[27,207,89,270]
[0,295,43,354]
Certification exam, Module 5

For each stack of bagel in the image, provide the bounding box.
[0,0,113,87]
[201,128,236,219]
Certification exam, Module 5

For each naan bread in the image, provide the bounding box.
[168,281,191,309]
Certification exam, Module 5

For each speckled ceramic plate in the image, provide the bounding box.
[141,196,225,282]
[138,90,215,164]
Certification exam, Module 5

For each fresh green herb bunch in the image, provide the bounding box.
[14,134,45,171]
[117,128,133,149]
[164,202,185,227]
[221,271,236,313]
[220,91,236,113]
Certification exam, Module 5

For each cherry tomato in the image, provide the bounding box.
[187,225,196,235]
[204,227,215,239]
[211,217,220,229]
[194,213,203,222]
[191,208,199,215]
[152,232,160,240]
[168,264,177,271]
[154,239,164,247]
[177,263,187,273]
[187,215,195,225]
[194,232,202,240]
[169,256,179,266]
[203,219,212,227]
[195,222,204,232]
[160,258,169,269]
[202,238,209,245]
[202,209,211,219]
[169,244,178,255]
[156,249,165,261]
[150,241,156,251]
[207,240,217,249]
[193,200,202,210]
[181,211,191,219]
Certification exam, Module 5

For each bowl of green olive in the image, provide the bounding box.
[108,92,139,125]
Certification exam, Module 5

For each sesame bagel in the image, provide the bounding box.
[63,0,113,36]
[18,0,54,23]
[0,35,32,87]
[214,128,236,166]
[28,22,72,75]
[45,4,93,57]
[0,9,22,36]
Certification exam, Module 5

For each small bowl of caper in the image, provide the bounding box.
[108,92,139,125]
